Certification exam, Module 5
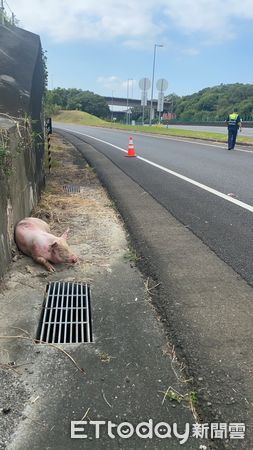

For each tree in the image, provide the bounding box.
[45,88,110,119]
[165,83,253,121]
[78,91,110,118]
[130,106,150,122]
[239,98,253,116]
[196,94,218,112]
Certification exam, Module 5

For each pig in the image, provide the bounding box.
[15,217,78,272]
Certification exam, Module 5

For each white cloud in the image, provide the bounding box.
[97,76,121,90]
[97,76,137,96]
[163,0,253,43]
[8,0,253,45]
[10,0,160,43]
[182,48,200,56]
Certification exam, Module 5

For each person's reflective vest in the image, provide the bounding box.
[228,113,239,127]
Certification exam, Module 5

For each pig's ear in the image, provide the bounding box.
[50,241,58,250]
[61,227,70,240]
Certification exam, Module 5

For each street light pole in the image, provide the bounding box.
[149,44,163,126]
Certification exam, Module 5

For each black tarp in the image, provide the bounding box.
[0,24,44,120]
[0,24,45,201]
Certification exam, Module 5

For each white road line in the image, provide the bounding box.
[60,127,253,213]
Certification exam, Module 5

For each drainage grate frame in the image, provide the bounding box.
[63,184,81,193]
[36,281,93,344]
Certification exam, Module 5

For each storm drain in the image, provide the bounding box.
[36,281,93,344]
[63,184,81,193]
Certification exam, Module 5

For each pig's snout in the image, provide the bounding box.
[51,240,78,265]
[69,255,78,264]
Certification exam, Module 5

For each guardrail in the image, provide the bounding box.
[162,121,253,128]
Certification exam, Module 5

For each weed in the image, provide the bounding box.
[165,388,184,403]
[0,113,43,175]
[104,201,117,210]
[85,165,95,173]
[161,386,199,421]
[99,352,113,363]
[46,159,60,169]
[123,248,140,263]
[0,129,12,175]
[188,391,198,406]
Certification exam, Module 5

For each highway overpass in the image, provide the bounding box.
[103,96,171,111]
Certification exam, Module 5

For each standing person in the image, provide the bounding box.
[226,110,242,150]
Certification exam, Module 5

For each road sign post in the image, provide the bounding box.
[139,78,151,125]
[156,79,168,123]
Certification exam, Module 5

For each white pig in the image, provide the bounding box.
[15,217,78,272]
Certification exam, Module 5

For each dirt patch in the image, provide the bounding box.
[28,134,126,273]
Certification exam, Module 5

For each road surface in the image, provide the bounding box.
[55,123,253,449]
[165,124,253,137]
[55,123,253,286]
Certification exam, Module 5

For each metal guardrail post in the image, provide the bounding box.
[45,117,52,173]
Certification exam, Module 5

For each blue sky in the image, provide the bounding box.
[7,0,253,99]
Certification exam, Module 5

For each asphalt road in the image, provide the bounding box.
[165,124,253,137]
[55,123,253,287]
[55,124,253,449]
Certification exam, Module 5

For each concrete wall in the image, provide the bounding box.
[0,24,45,278]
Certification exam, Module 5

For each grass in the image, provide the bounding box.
[52,110,253,145]
[123,248,141,264]
[53,110,106,126]
[44,142,61,170]
[45,158,60,170]
[123,248,140,263]
[162,387,198,407]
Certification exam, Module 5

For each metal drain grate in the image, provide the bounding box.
[63,184,81,193]
[36,281,93,344]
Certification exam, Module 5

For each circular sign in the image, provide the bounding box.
[156,78,168,91]
[139,77,151,90]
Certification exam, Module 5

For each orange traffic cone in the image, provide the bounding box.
[126,136,136,157]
